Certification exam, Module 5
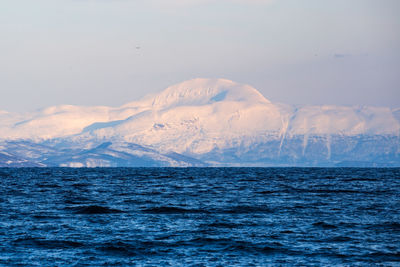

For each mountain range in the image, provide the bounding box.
[1,78,399,167]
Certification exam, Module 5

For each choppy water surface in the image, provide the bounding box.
[0,168,399,266]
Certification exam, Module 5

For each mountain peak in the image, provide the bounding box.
[149,78,270,109]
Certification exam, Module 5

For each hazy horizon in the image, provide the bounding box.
[1,0,399,112]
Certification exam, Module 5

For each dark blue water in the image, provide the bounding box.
[0,168,399,266]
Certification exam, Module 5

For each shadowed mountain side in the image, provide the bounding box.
[0,141,207,167]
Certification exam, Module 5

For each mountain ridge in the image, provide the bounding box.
[1,78,399,167]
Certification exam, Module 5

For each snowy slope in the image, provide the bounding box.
[0,140,206,167]
[0,78,399,166]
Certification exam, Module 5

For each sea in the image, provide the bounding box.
[0,168,399,266]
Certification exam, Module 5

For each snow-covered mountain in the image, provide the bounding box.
[1,78,399,167]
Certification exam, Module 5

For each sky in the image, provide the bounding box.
[0,0,399,112]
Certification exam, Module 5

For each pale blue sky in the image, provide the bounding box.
[1,0,399,111]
